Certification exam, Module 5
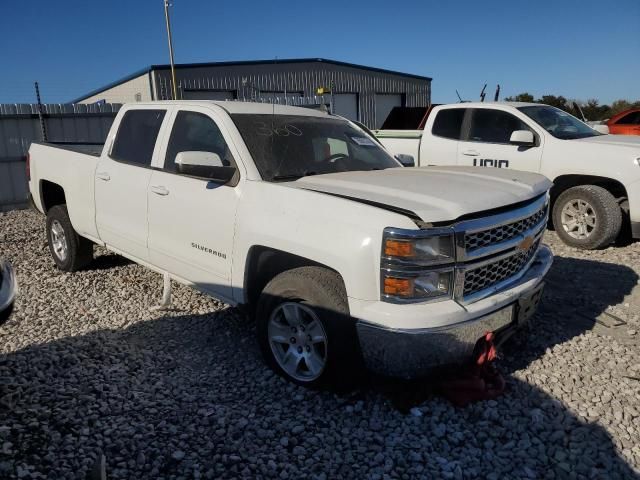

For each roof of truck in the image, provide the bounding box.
[439,101,541,108]
[132,100,332,117]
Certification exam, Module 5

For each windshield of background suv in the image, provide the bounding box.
[231,114,400,181]
[518,105,601,140]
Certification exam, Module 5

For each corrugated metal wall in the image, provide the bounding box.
[153,62,431,128]
[0,103,120,211]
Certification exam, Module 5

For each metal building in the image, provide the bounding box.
[71,58,431,128]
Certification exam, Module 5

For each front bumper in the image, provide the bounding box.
[0,260,17,325]
[353,245,552,379]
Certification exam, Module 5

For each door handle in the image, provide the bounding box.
[462,150,479,156]
[150,185,170,196]
[96,172,111,181]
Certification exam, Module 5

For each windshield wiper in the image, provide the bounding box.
[272,171,318,181]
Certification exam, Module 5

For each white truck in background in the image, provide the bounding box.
[375,102,640,249]
[28,100,552,387]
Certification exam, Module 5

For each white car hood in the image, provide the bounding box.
[288,166,551,223]
[574,134,640,148]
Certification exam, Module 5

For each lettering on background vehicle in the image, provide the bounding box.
[191,242,227,259]
[473,158,510,168]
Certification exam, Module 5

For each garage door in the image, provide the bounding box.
[334,94,359,121]
[375,94,404,128]
[182,90,236,101]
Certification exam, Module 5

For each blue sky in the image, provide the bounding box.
[1,0,638,105]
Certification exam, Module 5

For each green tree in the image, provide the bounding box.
[581,99,611,121]
[538,95,570,112]
[502,92,640,121]
[609,99,634,117]
[504,92,534,102]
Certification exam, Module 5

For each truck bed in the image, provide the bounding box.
[33,142,104,157]
[29,141,102,242]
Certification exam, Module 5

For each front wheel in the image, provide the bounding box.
[256,266,361,389]
[552,185,622,249]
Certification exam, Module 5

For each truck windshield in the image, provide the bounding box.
[518,105,600,140]
[230,114,400,181]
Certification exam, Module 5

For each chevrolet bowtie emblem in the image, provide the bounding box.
[517,235,534,251]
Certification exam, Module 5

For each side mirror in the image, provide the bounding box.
[509,130,535,146]
[0,260,17,325]
[176,151,224,168]
[592,124,609,135]
[396,154,416,167]
[175,151,236,182]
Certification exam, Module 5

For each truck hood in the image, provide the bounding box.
[287,166,551,223]
[574,134,640,149]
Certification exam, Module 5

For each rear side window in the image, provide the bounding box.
[468,109,531,144]
[111,110,166,166]
[164,111,236,173]
[616,111,640,125]
[432,109,465,139]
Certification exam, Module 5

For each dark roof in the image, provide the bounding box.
[70,58,432,103]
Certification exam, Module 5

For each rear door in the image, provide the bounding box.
[147,107,241,301]
[95,108,168,261]
[457,108,543,173]
[419,107,466,166]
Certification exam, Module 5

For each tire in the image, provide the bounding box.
[256,266,361,389]
[0,303,14,326]
[552,185,622,250]
[46,205,93,272]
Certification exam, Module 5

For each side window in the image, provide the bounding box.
[431,109,465,140]
[616,112,640,125]
[111,110,166,166]
[164,111,236,173]
[469,109,532,144]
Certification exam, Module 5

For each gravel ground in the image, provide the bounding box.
[0,208,639,480]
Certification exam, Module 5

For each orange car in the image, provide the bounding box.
[607,108,640,135]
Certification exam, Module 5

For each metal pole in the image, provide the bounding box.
[330,80,335,114]
[164,0,178,100]
[34,82,48,142]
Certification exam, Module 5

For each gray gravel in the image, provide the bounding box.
[1,208,639,479]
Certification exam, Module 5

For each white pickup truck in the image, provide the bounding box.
[375,102,640,249]
[28,101,552,386]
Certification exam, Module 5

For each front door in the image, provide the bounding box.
[94,108,167,261]
[457,108,543,173]
[147,108,240,301]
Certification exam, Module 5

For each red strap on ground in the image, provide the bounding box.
[438,332,506,407]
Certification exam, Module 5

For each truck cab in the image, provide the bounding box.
[29,101,553,387]
[376,102,640,249]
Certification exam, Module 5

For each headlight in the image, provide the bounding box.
[635,157,640,167]
[382,227,455,265]
[381,227,455,303]
[382,269,453,301]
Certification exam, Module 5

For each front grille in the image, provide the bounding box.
[463,239,541,296]
[465,204,548,251]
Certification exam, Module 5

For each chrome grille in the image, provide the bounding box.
[465,204,548,251]
[463,239,541,296]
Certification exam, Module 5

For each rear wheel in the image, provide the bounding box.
[256,266,361,389]
[552,185,622,249]
[46,205,93,271]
